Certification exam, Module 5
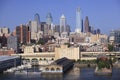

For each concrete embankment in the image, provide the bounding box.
[74,63,96,68]
[113,63,120,68]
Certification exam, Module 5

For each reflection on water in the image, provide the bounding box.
[42,67,81,80]
[0,67,120,80]
[42,74,63,80]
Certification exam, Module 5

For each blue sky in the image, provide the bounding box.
[0,0,120,34]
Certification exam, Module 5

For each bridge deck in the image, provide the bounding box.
[0,55,21,73]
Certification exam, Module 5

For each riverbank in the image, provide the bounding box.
[74,62,120,68]
[74,62,96,68]
[94,67,112,76]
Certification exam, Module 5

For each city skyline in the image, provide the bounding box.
[0,0,120,34]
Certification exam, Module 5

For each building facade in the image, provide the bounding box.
[109,29,120,44]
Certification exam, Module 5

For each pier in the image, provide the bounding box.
[41,57,74,74]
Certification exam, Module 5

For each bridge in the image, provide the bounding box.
[0,55,21,73]
[41,57,74,74]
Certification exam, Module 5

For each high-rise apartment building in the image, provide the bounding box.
[75,7,81,33]
[84,16,89,33]
[16,25,30,44]
[60,14,66,33]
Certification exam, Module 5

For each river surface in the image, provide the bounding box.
[0,67,120,80]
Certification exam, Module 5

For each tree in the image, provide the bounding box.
[108,44,114,51]
[37,38,46,45]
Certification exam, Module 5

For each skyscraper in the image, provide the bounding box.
[84,16,89,33]
[46,12,53,26]
[75,7,81,33]
[34,13,41,31]
[81,19,83,32]
[60,14,66,33]
[97,29,101,34]
[7,34,18,52]
[16,25,30,44]
[29,21,38,33]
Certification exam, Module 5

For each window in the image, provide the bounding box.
[56,68,60,71]
[51,68,55,71]
[45,68,49,71]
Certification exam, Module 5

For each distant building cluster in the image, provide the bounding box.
[0,7,119,57]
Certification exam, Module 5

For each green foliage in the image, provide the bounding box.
[97,59,111,70]
[112,57,116,63]
[37,38,46,45]
[108,44,114,51]
[76,59,97,64]
[77,59,81,62]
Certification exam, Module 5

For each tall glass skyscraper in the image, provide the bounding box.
[75,7,81,33]
[46,12,53,25]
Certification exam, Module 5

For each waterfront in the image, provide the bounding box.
[0,67,120,80]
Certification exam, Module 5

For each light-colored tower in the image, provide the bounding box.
[34,13,41,31]
[60,14,66,33]
[75,7,81,33]
[2,27,10,34]
[29,21,37,33]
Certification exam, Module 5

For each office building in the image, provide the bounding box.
[81,19,83,32]
[0,34,7,47]
[29,21,38,33]
[54,25,60,33]
[46,12,53,26]
[75,7,81,33]
[84,16,89,33]
[109,29,120,44]
[34,13,41,31]
[60,14,66,33]
[7,34,18,52]
[97,29,101,34]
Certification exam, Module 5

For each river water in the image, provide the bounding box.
[0,67,120,80]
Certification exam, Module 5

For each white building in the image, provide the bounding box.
[60,14,66,33]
